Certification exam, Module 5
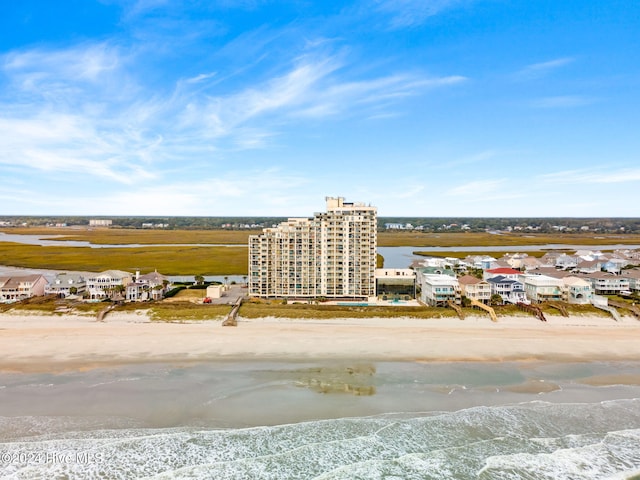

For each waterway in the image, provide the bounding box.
[0,232,244,249]
[2,232,640,270]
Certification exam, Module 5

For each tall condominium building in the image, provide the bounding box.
[248,197,377,299]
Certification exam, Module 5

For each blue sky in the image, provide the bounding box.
[1,0,639,217]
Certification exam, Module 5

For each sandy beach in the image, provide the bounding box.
[2,311,640,372]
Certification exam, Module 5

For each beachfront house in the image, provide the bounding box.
[486,275,527,304]
[419,274,461,307]
[86,270,133,300]
[621,269,640,294]
[0,274,48,302]
[457,275,491,304]
[561,277,594,304]
[44,272,87,298]
[125,270,170,301]
[521,274,564,303]
[375,268,416,300]
[580,272,630,296]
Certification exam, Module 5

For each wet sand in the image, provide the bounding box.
[2,311,640,373]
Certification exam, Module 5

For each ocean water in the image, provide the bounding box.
[2,361,640,479]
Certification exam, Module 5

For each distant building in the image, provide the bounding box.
[249,197,377,299]
[483,267,522,281]
[89,219,112,227]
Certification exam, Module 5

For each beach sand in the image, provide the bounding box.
[2,310,640,372]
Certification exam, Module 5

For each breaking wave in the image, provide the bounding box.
[2,398,640,479]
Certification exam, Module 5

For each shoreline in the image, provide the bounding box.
[2,311,640,373]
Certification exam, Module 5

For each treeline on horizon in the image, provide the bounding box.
[2,216,640,233]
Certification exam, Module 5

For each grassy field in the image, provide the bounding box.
[0,242,247,275]
[1,227,257,245]
[378,231,640,247]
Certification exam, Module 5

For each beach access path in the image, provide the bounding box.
[2,312,640,373]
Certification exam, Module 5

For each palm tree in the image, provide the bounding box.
[490,294,503,306]
[194,274,205,285]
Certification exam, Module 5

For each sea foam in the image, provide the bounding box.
[2,399,640,479]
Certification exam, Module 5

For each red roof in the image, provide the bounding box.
[486,267,521,275]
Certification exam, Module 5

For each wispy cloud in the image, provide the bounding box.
[446,179,506,196]
[515,57,575,80]
[539,168,640,185]
[439,150,500,169]
[0,34,466,199]
[528,95,594,108]
[80,168,313,215]
[178,54,466,144]
[185,72,218,84]
[370,0,473,29]
[2,43,129,103]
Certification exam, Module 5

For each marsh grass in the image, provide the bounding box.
[377,231,640,247]
[3,228,259,245]
[0,242,247,275]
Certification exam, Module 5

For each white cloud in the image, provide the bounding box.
[371,0,472,29]
[528,95,594,108]
[178,55,466,142]
[437,150,500,169]
[2,43,126,97]
[539,168,640,185]
[0,37,467,209]
[185,72,218,84]
[74,168,313,216]
[0,112,159,184]
[516,57,575,79]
